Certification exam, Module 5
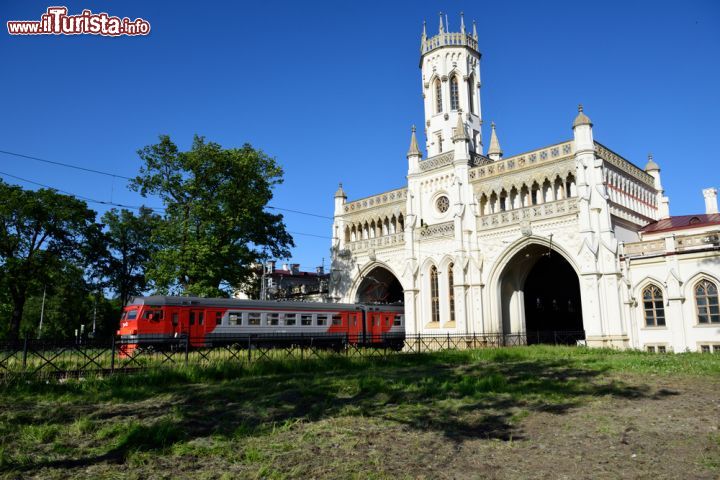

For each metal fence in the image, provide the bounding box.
[0,330,586,382]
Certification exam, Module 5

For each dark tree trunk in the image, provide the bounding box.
[8,293,26,342]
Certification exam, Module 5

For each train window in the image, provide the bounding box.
[189,312,195,325]
[172,313,179,326]
[248,312,261,326]
[268,313,280,326]
[317,315,328,326]
[332,315,342,326]
[301,314,312,326]
[285,313,296,326]
[374,317,380,326]
[215,312,222,325]
[352,315,357,326]
[385,317,390,327]
[394,315,402,326]
[127,310,137,320]
[228,312,241,326]
[198,313,204,325]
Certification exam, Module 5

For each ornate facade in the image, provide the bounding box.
[329,15,720,352]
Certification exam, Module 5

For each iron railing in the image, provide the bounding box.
[0,331,586,382]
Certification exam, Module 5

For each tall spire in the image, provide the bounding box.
[487,122,502,159]
[472,20,477,40]
[407,125,422,158]
[452,110,469,142]
[422,20,427,40]
[460,12,465,34]
[438,12,444,33]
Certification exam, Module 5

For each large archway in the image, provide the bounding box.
[355,266,404,304]
[497,242,584,344]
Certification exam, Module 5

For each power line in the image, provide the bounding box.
[288,231,331,239]
[0,149,133,180]
[0,170,164,212]
[268,206,332,220]
[1,149,334,221]
[0,170,334,239]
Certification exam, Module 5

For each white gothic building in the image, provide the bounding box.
[328,15,720,352]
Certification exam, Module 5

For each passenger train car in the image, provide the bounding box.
[117,296,405,354]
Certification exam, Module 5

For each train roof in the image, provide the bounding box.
[126,296,404,312]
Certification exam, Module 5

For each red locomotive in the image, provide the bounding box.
[117,296,405,354]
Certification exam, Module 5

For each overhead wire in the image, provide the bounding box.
[0,149,334,221]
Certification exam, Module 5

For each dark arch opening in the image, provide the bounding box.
[356,266,404,304]
[523,252,583,344]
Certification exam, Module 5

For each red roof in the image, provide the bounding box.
[640,213,720,234]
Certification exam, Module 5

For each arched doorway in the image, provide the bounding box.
[498,243,583,344]
[355,266,404,304]
[523,253,583,344]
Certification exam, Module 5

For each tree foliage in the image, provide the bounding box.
[131,135,294,296]
[101,207,161,307]
[0,180,103,340]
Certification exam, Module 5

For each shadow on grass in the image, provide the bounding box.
[1,349,676,473]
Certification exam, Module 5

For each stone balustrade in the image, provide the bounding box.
[479,197,579,229]
[347,232,405,253]
[623,231,720,257]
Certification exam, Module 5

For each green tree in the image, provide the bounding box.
[131,135,294,296]
[0,180,100,341]
[101,207,161,307]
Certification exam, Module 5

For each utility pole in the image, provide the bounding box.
[37,285,46,339]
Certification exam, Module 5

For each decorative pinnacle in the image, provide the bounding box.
[452,110,469,142]
[422,20,427,38]
[488,121,502,157]
[439,12,444,33]
[645,153,660,172]
[407,125,422,158]
[334,182,347,198]
[472,20,477,39]
[572,103,593,128]
[460,12,465,33]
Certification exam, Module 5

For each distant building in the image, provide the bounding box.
[328,14,720,352]
[236,261,329,302]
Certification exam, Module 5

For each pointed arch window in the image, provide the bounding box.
[434,80,443,114]
[642,285,665,327]
[448,263,455,323]
[695,279,719,324]
[450,76,460,111]
[430,266,440,323]
[467,75,475,114]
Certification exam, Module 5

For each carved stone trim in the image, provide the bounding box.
[418,221,455,239]
[419,151,454,172]
[343,188,408,215]
[595,142,654,187]
[469,141,574,182]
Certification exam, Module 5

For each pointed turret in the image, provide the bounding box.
[333,182,346,217]
[407,126,423,175]
[421,20,427,41]
[460,12,466,34]
[572,104,594,153]
[438,12,444,33]
[487,122,502,161]
[572,104,593,128]
[407,125,422,158]
[472,20,477,40]
[452,111,469,142]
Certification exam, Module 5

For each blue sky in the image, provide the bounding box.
[2,0,719,271]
